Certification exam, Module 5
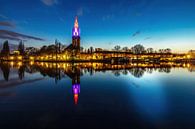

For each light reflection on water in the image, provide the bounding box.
[0,62,195,129]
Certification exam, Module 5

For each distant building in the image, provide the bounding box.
[25,47,39,55]
[95,48,103,52]
[13,50,20,55]
[188,50,195,59]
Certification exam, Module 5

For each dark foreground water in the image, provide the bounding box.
[0,62,195,129]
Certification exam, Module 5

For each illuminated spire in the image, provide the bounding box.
[72,16,80,37]
[74,16,79,28]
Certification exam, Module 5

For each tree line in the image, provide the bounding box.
[113,44,172,54]
[0,40,172,57]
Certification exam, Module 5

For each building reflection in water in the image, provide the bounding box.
[0,62,10,81]
[0,61,195,104]
[72,83,80,104]
[71,66,80,105]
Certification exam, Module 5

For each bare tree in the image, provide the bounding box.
[146,48,153,53]
[131,44,145,54]
[165,48,171,53]
[122,47,129,52]
[80,47,84,52]
[114,45,121,51]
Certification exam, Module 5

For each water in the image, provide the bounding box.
[0,62,195,129]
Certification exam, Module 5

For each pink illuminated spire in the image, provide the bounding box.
[72,16,80,37]
[74,16,79,28]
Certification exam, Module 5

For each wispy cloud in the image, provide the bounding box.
[0,21,15,28]
[41,0,58,6]
[144,37,152,40]
[102,14,115,21]
[134,12,142,17]
[0,14,8,19]
[77,7,84,16]
[132,30,141,37]
[0,30,45,41]
[0,35,21,41]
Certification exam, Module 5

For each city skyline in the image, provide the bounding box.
[0,0,195,53]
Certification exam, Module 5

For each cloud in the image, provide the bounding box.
[77,7,83,16]
[41,0,58,6]
[102,14,115,21]
[132,30,141,37]
[0,14,8,19]
[0,30,45,41]
[0,21,15,28]
[134,12,142,17]
[144,37,152,40]
[0,35,21,41]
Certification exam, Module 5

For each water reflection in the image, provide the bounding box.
[0,62,10,81]
[0,61,194,105]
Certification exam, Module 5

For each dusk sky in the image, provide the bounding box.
[0,0,195,52]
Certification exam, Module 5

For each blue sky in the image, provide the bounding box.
[0,0,195,52]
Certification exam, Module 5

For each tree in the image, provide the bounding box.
[131,44,145,54]
[90,46,94,53]
[39,45,47,54]
[114,45,121,51]
[159,49,164,53]
[80,46,84,52]
[0,62,10,81]
[158,48,171,54]
[25,47,38,55]
[18,40,25,55]
[55,39,59,54]
[146,48,154,53]
[129,68,145,78]
[47,45,56,54]
[1,40,10,56]
[122,47,129,52]
[165,48,171,54]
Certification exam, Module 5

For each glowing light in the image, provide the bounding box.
[29,56,34,60]
[10,61,14,66]
[74,94,78,105]
[18,56,22,60]
[72,84,80,104]
[72,16,80,37]
[73,84,80,94]
[74,16,79,28]
[10,56,14,60]
[18,62,22,67]
[187,63,190,68]
[30,61,34,65]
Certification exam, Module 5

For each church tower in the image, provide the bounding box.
[72,16,80,52]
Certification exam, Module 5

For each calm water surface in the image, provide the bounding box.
[0,62,195,129]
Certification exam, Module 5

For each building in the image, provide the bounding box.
[65,16,81,58]
[188,50,195,59]
[72,16,80,50]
